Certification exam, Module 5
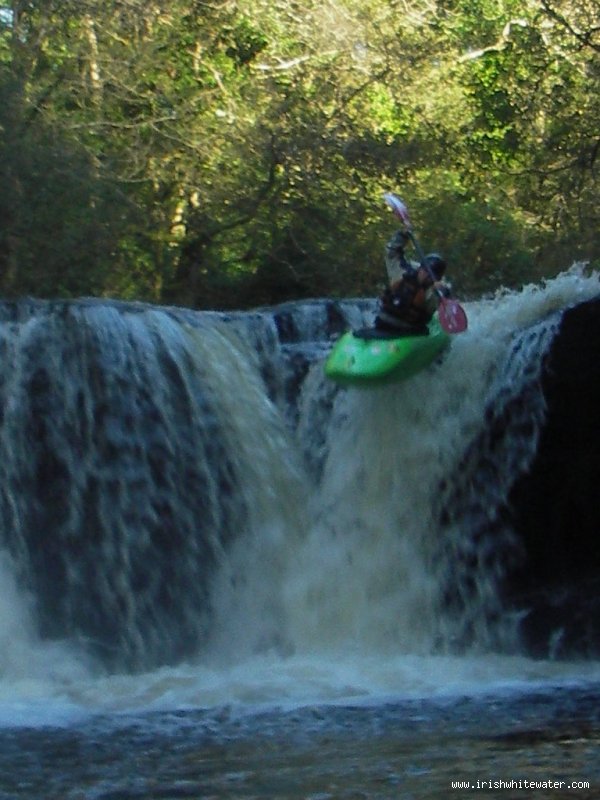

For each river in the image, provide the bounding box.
[0,266,599,798]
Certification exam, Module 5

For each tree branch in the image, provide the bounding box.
[540,0,600,53]
[459,19,529,62]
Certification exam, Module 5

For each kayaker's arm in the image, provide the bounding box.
[385,230,413,285]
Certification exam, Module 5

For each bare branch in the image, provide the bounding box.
[253,55,313,72]
[459,19,529,62]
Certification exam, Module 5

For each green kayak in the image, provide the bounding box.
[324,315,451,387]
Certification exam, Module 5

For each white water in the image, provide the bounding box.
[1,266,599,730]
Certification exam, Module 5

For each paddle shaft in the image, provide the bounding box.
[406,231,439,285]
[384,193,437,280]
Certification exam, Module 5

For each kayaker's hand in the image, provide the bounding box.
[386,230,410,255]
[434,281,452,298]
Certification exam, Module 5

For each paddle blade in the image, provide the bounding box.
[438,297,468,334]
[383,192,413,229]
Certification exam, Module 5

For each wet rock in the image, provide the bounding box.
[507,297,600,658]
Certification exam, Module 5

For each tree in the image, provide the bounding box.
[0,0,597,306]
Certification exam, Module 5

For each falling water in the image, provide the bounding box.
[0,268,599,728]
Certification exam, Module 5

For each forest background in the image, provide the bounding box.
[0,0,598,310]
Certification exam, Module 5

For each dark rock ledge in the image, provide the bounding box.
[507,297,600,659]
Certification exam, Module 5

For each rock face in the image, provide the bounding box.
[507,298,600,658]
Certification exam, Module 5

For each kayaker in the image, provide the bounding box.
[375,230,451,335]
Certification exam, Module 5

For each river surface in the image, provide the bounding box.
[1,662,599,798]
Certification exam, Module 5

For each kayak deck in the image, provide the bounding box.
[324,316,450,387]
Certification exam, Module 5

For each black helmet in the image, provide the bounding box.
[424,253,447,280]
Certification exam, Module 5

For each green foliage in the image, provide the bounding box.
[0,64,141,297]
[410,174,534,295]
[0,0,598,307]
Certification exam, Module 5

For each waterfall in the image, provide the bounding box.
[0,267,598,678]
[0,300,304,669]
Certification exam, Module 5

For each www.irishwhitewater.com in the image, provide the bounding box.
[451,779,590,790]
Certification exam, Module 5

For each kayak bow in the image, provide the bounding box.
[324,316,450,388]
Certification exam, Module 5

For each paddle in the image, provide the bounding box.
[383,192,468,334]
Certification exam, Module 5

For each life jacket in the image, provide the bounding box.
[381,266,432,326]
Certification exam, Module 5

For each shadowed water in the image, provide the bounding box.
[1,684,598,798]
